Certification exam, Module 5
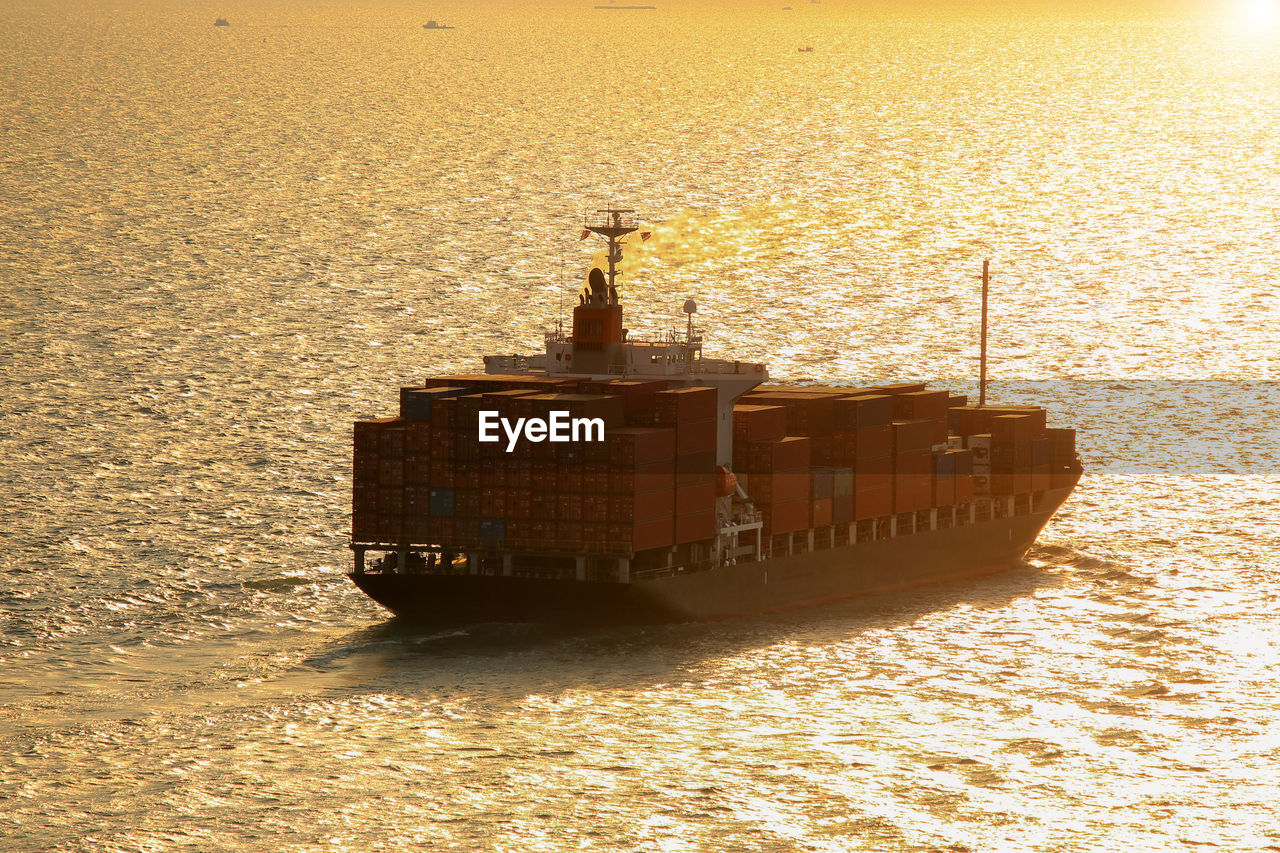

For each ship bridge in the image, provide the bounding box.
[482,208,767,467]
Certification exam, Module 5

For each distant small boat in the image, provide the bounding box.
[798,45,813,53]
[214,18,229,26]
[594,4,657,8]
[423,20,455,29]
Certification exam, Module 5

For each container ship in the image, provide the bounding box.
[348,210,1082,625]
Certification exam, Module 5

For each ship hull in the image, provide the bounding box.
[348,487,1073,626]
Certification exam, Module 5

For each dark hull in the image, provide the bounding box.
[350,487,1073,626]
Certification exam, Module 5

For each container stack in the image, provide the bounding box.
[738,384,1085,520]
[948,404,1077,496]
[354,376,1077,554]
[656,387,719,545]
[353,376,726,555]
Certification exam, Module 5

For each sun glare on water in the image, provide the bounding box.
[1240,0,1277,25]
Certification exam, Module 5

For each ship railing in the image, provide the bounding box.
[584,210,639,231]
[690,357,767,376]
[485,353,543,372]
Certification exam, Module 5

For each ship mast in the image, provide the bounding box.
[979,259,989,407]
[584,207,639,295]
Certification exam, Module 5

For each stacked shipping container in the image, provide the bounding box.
[353,377,719,555]
[354,378,1078,554]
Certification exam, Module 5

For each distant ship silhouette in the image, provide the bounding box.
[214,18,229,26]
[423,20,455,29]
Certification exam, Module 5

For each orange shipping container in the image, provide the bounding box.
[609,427,676,465]
[608,462,675,495]
[733,404,787,442]
[746,436,811,472]
[654,386,718,425]
[674,511,715,544]
[761,500,808,536]
[854,485,892,519]
[675,418,717,456]
[675,481,716,516]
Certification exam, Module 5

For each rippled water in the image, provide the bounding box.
[3,1,1279,850]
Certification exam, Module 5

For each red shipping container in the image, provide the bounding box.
[582,465,610,493]
[454,488,480,518]
[675,418,717,456]
[853,485,893,519]
[810,435,836,466]
[405,514,431,543]
[676,469,716,491]
[811,497,833,527]
[405,421,433,454]
[375,513,404,542]
[733,405,787,442]
[892,420,933,454]
[893,474,933,513]
[352,512,377,542]
[992,414,1038,443]
[868,382,927,395]
[674,511,715,544]
[743,392,835,436]
[949,405,1047,437]
[761,500,808,535]
[675,481,716,516]
[555,520,584,548]
[557,493,583,521]
[430,397,458,429]
[654,386,718,425]
[854,471,893,492]
[747,436,811,472]
[607,490,671,522]
[428,458,456,488]
[429,425,455,458]
[354,450,379,484]
[934,475,956,507]
[856,425,893,460]
[602,379,668,426]
[428,517,454,543]
[404,453,430,486]
[609,462,675,495]
[676,451,717,477]
[1047,427,1077,465]
[454,518,479,547]
[748,472,810,505]
[631,515,675,551]
[832,394,894,430]
[556,467,584,493]
[480,489,506,516]
[891,390,948,422]
[833,495,854,524]
[609,427,676,465]
[895,449,932,476]
[507,488,532,519]
[581,491,609,518]
[354,417,399,453]
[378,486,404,515]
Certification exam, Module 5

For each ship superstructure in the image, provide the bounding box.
[346,211,1081,624]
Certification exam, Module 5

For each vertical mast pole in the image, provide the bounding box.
[979,259,989,407]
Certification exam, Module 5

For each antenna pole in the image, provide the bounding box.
[979,259,989,407]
